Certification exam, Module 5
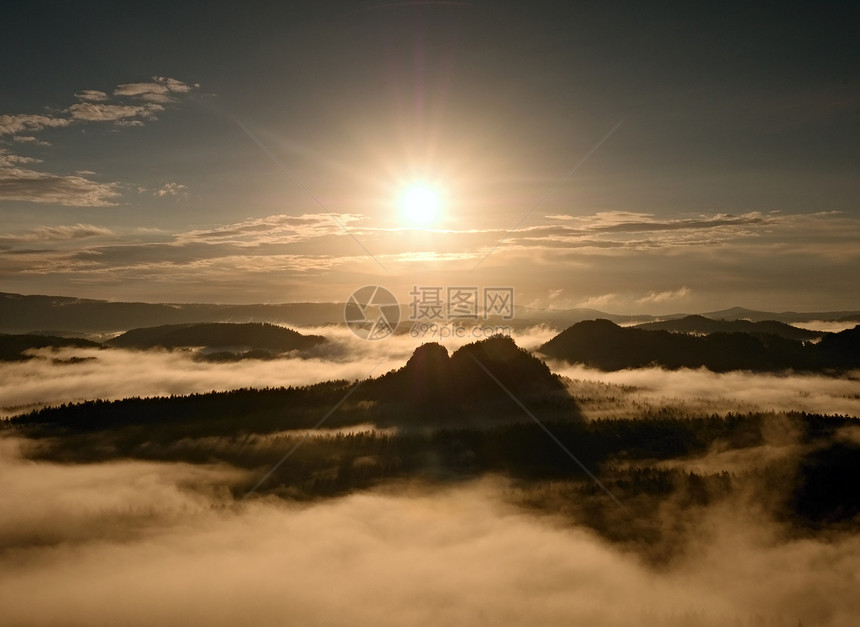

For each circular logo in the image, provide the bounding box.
[344,285,400,340]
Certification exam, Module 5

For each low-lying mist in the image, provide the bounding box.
[552,362,860,418]
[3,324,859,420]
[0,325,559,417]
[0,435,857,627]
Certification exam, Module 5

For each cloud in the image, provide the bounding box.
[175,213,363,246]
[569,287,691,310]
[154,182,188,199]
[0,223,114,244]
[73,89,109,102]
[66,77,194,121]
[113,76,195,104]
[0,149,41,167]
[1,202,858,309]
[0,77,197,207]
[635,286,691,305]
[11,135,51,146]
[574,292,624,310]
[0,113,70,136]
[67,101,163,124]
[507,211,773,252]
[0,439,858,626]
[0,166,119,206]
[592,213,767,234]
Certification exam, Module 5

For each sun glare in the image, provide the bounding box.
[400,183,441,227]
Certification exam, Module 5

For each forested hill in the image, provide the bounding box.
[0,333,101,361]
[633,315,822,341]
[367,334,567,401]
[107,322,326,353]
[539,319,860,372]
[9,335,580,436]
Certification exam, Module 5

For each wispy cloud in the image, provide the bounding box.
[11,136,51,146]
[0,166,120,206]
[574,293,625,310]
[0,114,71,137]
[524,286,693,313]
[74,90,109,102]
[0,207,858,308]
[505,211,773,251]
[154,182,188,199]
[176,213,363,246]
[67,101,163,125]
[591,212,767,233]
[0,77,197,207]
[0,150,40,167]
[635,286,691,305]
[0,223,114,244]
[114,76,196,104]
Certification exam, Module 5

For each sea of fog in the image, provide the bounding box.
[2,327,859,626]
[0,435,858,627]
[2,325,858,418]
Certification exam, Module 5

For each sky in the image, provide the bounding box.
[1,1,857,314]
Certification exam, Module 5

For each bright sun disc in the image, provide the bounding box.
[400,184,440,226]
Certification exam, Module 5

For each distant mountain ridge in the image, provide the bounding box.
[700,306,860,323]
[0,323,326,362]
[0,333,101,362]
[2,292,858,333]
[0,292,348,333]
[539,319,860,372]
[107,322,326,354]
[634,315,822,341]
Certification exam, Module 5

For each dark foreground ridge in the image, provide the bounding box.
[365,334,572,417]
[540,319,860,372]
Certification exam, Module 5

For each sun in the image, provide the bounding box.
[399,183,441,227]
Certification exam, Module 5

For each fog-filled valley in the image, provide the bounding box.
[3,321,859,418]
[2,309,859,626]
[2,437,860,627]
